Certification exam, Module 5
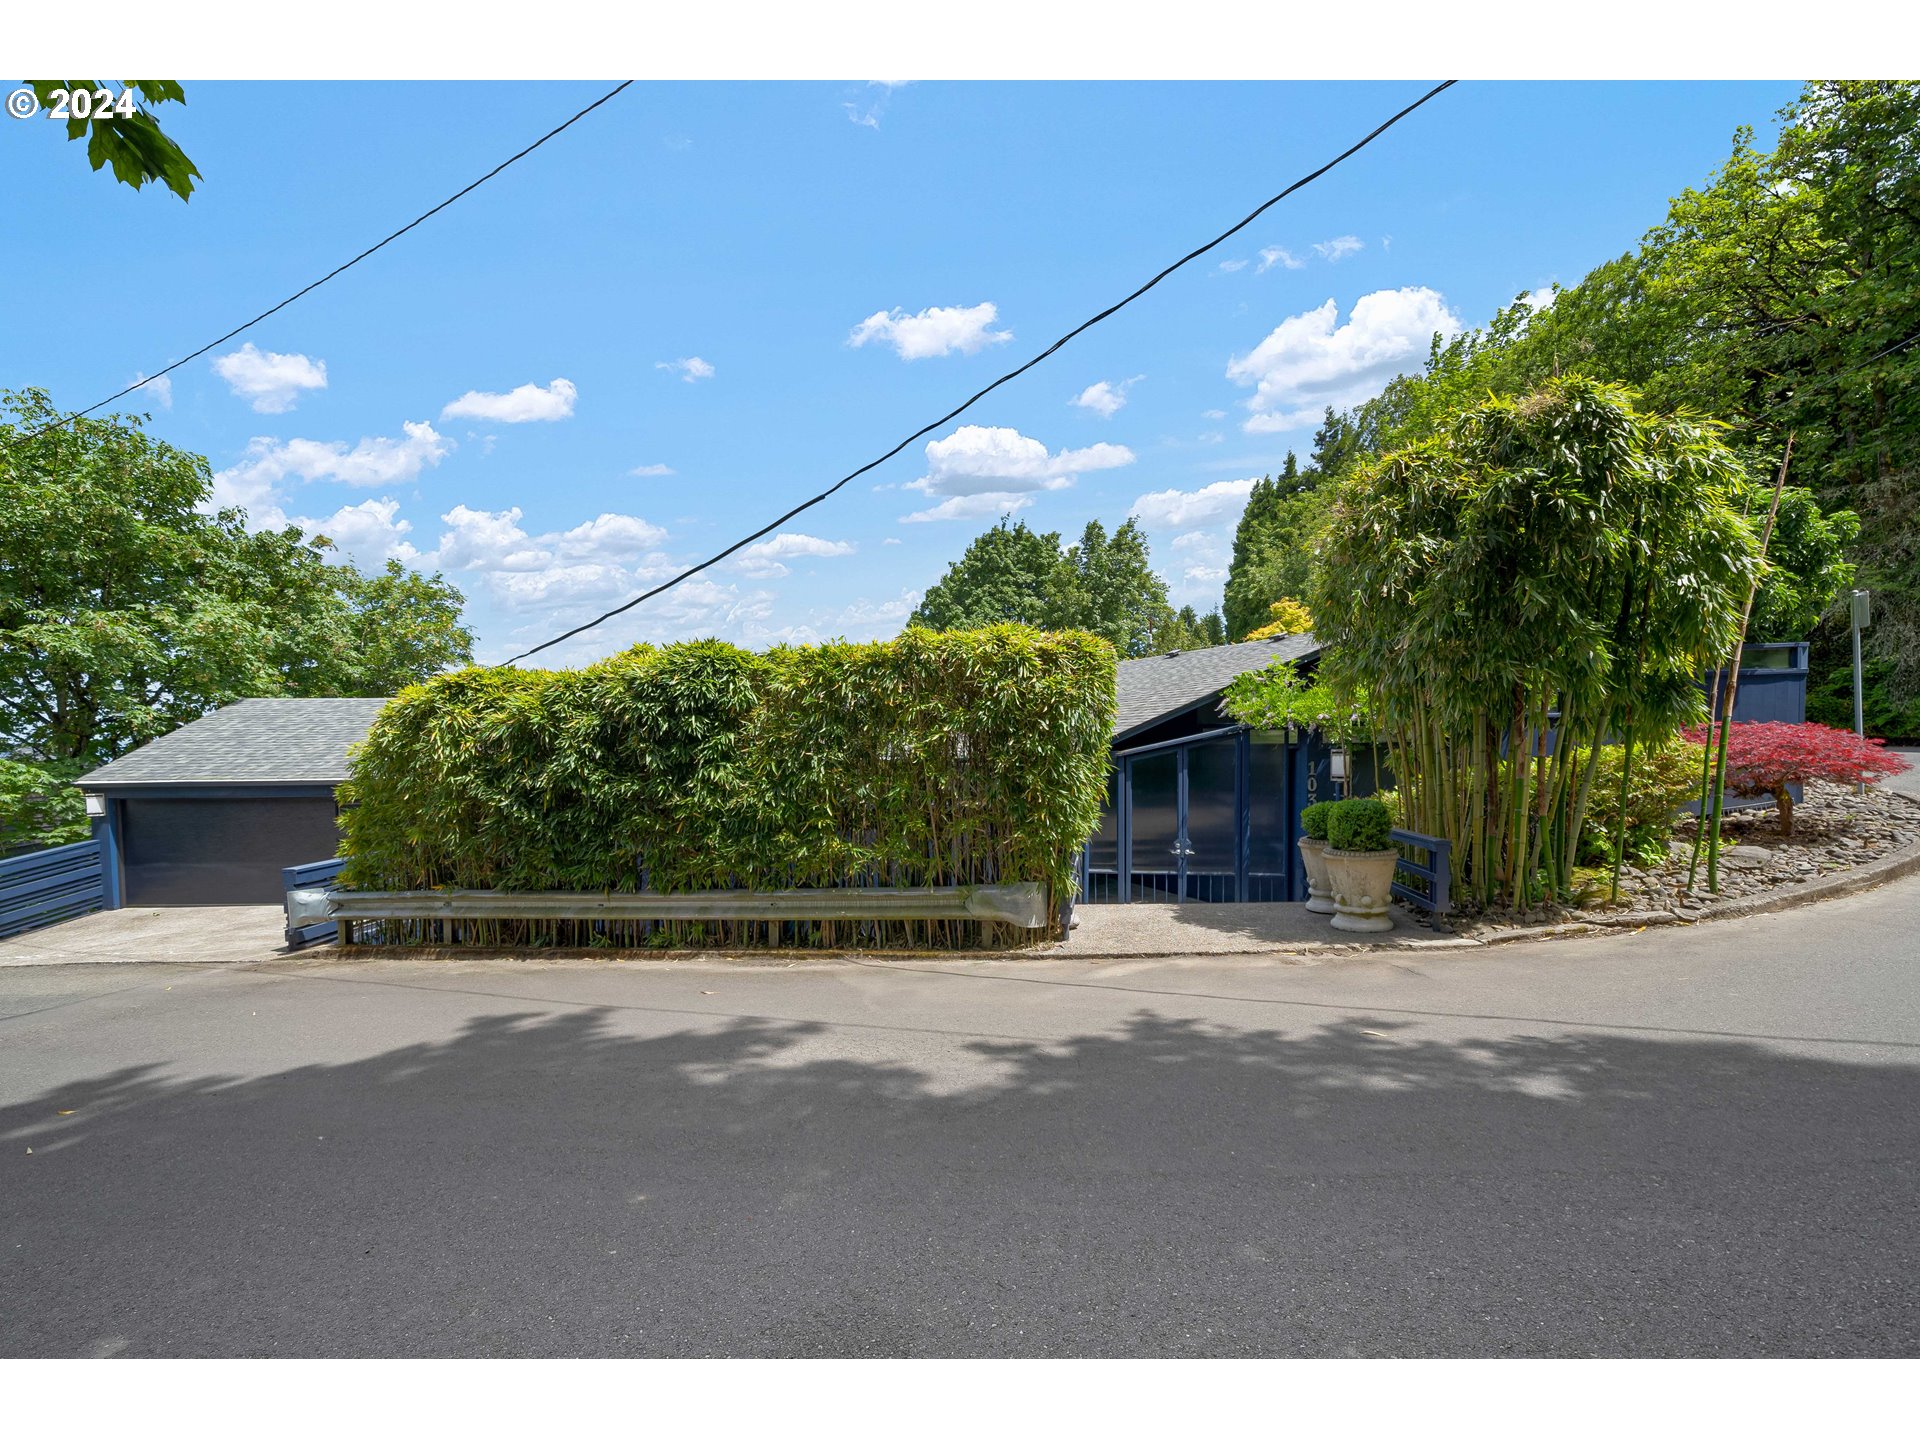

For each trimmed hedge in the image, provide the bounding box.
[1299,800,1335,842]
[337,625,1117,948]
[1326,797,1393,853]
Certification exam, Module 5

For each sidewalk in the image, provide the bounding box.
[1043,901,1471,958]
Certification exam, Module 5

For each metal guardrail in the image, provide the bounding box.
[315,881,1053,944]
[0,839,106,939]
[1389,827,1452,916]
[282,857,346,947]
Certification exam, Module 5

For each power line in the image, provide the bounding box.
[5,80,635,450]
[505,79,1458,665]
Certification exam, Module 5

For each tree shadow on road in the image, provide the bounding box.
[3,1000,1916,1357]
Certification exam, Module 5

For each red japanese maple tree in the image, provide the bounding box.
[1681,721,1911,836]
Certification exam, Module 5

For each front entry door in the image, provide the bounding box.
[1180,736,1239,901]
[1124,737,1241,902]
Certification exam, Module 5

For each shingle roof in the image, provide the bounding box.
[76,698,391,788]
[1114,634,1319,741]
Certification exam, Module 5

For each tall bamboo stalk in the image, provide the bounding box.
[1703,435,1794,892]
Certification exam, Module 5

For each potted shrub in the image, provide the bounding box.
[1323,797,1398,933]
[1297,800,1338,914]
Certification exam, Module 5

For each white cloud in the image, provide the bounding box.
[1201,408,1227,420]
[630,463,675,477]
[1071,376,1142,419]
[1217,258,1248,273]
[882,537,902,546]
[900,493,1036,525]
[848,302,1012,360]
[440,377,577,423]
[1129,478,1259,530]
[1523,285,1558,312]
[735,532,857,579]
[1313,235,1364,263]
[556,512,670,563]
[290,498,418,568]
[1226,287,1461,433]
[907,425,1134,506]
[132,372,172,410]
[843,80,907,129]
[656,357,715,383]
[429,504,553,573]
[833,589,922,637]
[208,421,452,513]
[416,504,673,615]
[211,343,328,413]
[1258,246,1304,273]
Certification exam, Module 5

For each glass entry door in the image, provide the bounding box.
[1126,749,1181,901]
[1180,737,1239,901]
[1123,735,1242,903]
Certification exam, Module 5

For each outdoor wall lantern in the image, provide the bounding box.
[1328,747,1349,785]
[84,793,107,818]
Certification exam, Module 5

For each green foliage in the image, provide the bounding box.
[1317,81,1920,720]
[1299,800,1334,842]
[1222,462,1333,640]
[0,388,474,768]
[1156,604,1226,652]
[338,626,1118,949]
[1743,481,1857,640]
[911,517,1206,658]
[1574,736,1703,868]
[1326,797,1393,853]
[1313,376,1762,910]
[1807,648,1920,743]
[1221,658,1375,746]
[1057,519,1177,657]
[0,759,88,854]
[909,519,1063,634]
[27,81,200,200]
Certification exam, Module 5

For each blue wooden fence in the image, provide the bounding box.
[1389,827,1453,916]
[0,840,107,939]
[282,857,346,947]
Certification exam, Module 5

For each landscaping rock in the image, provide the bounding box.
[1453,779,1919,937]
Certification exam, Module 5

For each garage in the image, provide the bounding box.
[77,698,389,909]
[120,796,344,905]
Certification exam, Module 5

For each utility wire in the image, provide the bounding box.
[5,80,635,449]
[505,79,1458,664]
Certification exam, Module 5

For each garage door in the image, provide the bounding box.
[121,797,342,906]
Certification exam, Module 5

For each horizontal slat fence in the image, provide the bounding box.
[0,840,107,939]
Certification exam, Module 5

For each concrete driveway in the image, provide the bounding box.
[0,906,290,966]
[3,869,1917,1357]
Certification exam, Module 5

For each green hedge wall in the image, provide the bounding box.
[336,625,1117,949]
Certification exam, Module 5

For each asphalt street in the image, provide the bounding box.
[3,871,1918,1357]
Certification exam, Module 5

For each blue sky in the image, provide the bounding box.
[3,80,1798,664]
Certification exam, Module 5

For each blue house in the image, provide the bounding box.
[1082,637,1809,907]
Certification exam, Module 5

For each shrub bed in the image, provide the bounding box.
[337,625,1117,949]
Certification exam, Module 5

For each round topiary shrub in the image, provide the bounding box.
[1300,800,1335,842]
[1327,797,1394,853]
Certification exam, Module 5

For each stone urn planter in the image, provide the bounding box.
[1323,847,1398,932]
[1296,837,1338,914]
[1322,796,1398,933]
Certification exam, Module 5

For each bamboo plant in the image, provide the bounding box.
[1309,377,1763,912]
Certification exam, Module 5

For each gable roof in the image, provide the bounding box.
[76,698,392,789]
[1114,634,1319,742]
